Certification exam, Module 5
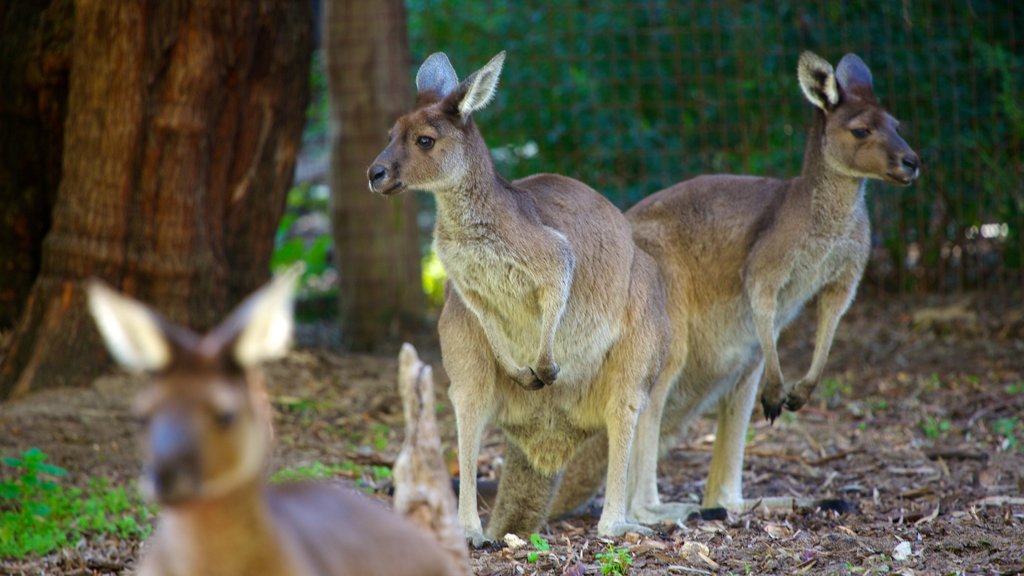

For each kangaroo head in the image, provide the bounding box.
[367,51,506,195]
[798,51,920,186]
[86,269,299,506]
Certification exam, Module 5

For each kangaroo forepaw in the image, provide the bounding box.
[510,367,546,390]
[533,361,559,386]
[760,377,788,424]
[784,379,817,412]
[760,391,784,424]
[784,392,808,412]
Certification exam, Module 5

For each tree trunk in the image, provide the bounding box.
[325,0,424,351]
[0,0,311,400]
[0,0,73,329]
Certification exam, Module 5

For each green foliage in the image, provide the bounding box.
[920,416,951,439]
[526,532,550,562]
[272,183,333,283]
[405,0,1023,290]
[271,461,351,484]
[820,377,852,406]
[421,249,447,308]
[595,543,633,575]
[271,461,394,491]
[1006,382,1024,396]
[991,417,1020,450]
[0,449,154,559]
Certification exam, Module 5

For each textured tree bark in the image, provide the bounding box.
[325,0,425,351]
[0,0,73,329]
[0,0,311,400]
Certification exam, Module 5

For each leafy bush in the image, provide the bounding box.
[0,448,154,559]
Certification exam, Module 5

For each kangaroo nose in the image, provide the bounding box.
[368,165,387,184]
[901,154,920,173]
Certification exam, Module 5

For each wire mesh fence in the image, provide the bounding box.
[404,0,1022,294]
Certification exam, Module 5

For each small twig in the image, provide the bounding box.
[807,448,863,466]
[914,503,940,525]
[666,566,713,575]
[974,496,1024,507]
[923,447,989,461]
[86,558,127,572]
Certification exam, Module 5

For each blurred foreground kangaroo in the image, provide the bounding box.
[87,271,462,576]
[553,51,921,523]
[368,51,669,542]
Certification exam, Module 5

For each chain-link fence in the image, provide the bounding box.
[405,0,1022,294]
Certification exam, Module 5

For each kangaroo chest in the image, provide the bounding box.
[435,235,541,364]
[777,221,865,323]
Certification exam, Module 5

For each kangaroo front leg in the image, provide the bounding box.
[529,231,575,386]
[785,277,858,412]
[747,277,787,423]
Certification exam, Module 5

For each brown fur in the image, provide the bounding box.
[369,52,670,542]
[87,277,458,576]
[553,52,920,521]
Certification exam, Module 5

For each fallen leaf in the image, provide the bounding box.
[679,541,719,568]
[503,533,527,549]
[764,522,791,539]
[893,540,913,561]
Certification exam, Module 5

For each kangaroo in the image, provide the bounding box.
[551,51,920,523]
[367,51,670,542]
[86,270,459,576]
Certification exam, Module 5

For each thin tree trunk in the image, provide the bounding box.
[0,0,311,400]
[0,0,73,329]
[325,0,424,351]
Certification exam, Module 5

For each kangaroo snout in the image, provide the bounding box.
[146,413,201,504]
[368,164,387,185]
[888,151,920,185]
[367,162,404,195]
[900,153,921,180]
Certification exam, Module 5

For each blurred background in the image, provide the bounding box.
[286,0,1022,348]
[0,0,1021,395]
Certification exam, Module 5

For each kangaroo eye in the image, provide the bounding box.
[214,411,236,429]
[850,128,871,139]
[416,135,435,150]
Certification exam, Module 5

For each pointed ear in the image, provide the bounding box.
[797,51,839,112]
[449,51,505,120]
[216,264,302,368]
[835,53,875,99]
[416,52,459,98]
[86,280,172,372]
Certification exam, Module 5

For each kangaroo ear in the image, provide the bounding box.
[447,51,505,120]
[215,264,302,368]
[416,52,459,99]
[835,53,875,100]
[86,280,172,372]
[797,51,839,112]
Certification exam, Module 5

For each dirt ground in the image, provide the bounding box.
[1,292,1023,575]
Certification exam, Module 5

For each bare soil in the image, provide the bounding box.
[2,292,1023,575]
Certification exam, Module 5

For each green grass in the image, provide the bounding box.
[920,416,951,439]
[595,543,633,575]
[0,448,154,559]
[271,460,393,490]
[526,532,550,563]
[991,417,1020,450]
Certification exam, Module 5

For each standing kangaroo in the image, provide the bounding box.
[552,51,920,522]
[87,271,459,576]
[368,51,670,542]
